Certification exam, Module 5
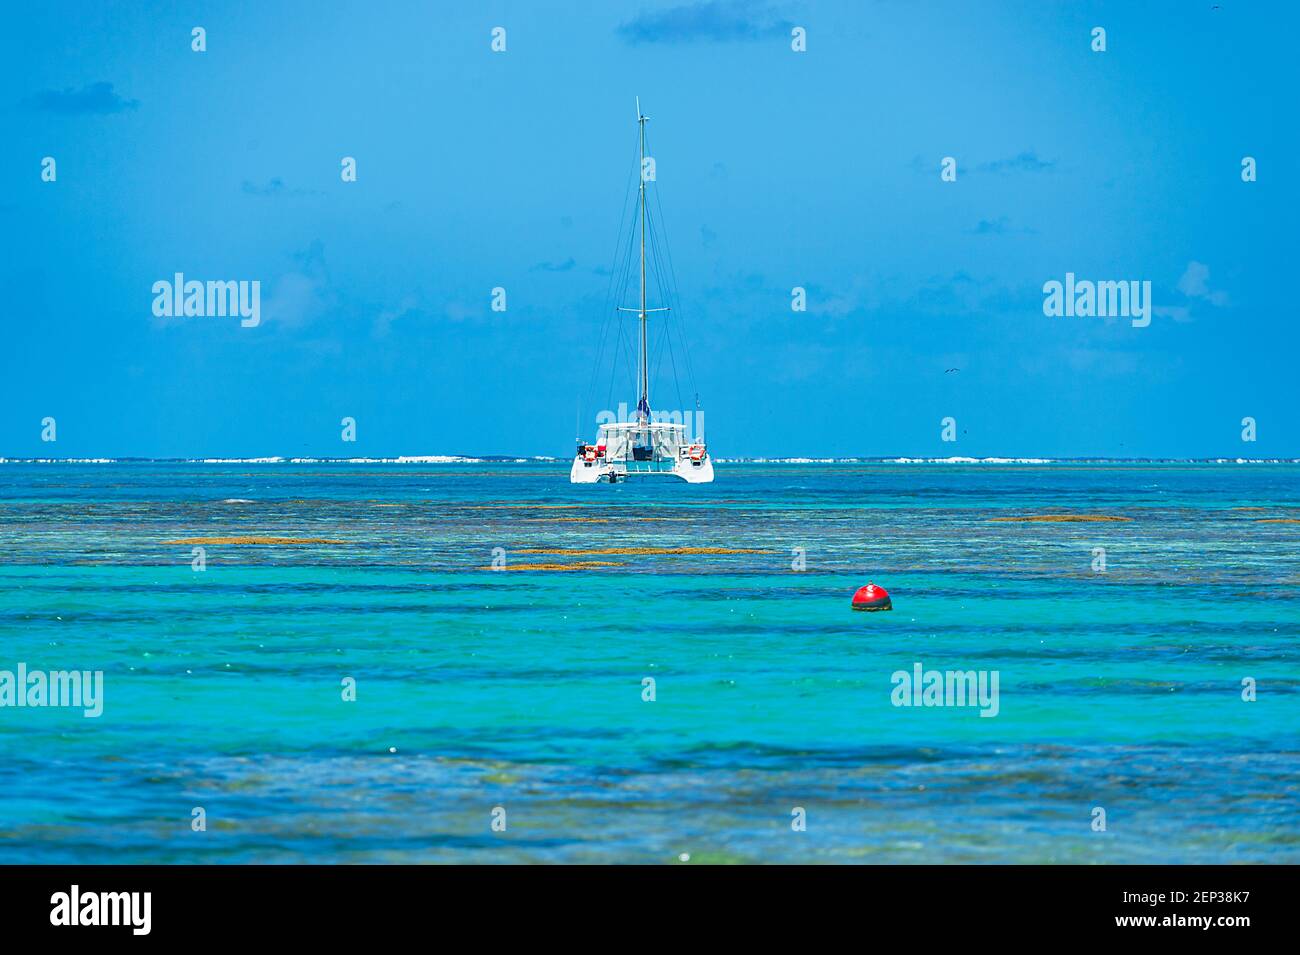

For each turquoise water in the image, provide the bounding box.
[0,461,1297,863]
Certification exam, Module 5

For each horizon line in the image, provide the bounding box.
[3,455,1300,465]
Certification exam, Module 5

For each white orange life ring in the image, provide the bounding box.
[583,447,596,462]
[688,444,705,461]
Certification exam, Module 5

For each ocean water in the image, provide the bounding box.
[0,461,1297,864]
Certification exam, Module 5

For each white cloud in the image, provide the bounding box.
[1176,261,1228,306]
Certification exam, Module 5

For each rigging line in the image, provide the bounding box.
[606,213,640,419]
[663,283,691,418]
[585,129,643,423]
[617,313,637,403]
[642,183,687,427]
[646,218,670,389]
[666,325,684,420]
[645,129,699,397]
[648,206,686,416]
[602,159,641,420]
[650,227,685,417]
[587,154,635,416]
[649,303,671,402]
[603,324,618,415]
[614,231,640,411]
[587,240,633,431]
[598,233,635,425]
[586,237,623,428]
[609,283,636,416]
[644,203,683,414]
[589,130,643,428]
[660,229,698,403]
[655,210,697,398]
[647,221,684,418]
[642,202,666,398]
[619,183,642,382]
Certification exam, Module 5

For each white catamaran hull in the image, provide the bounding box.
[569,455,714,484]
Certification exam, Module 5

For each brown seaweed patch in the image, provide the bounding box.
[519,517,612,524]
[1256,519,1300,524]
[478,561,625,571]
[162,536,345,545]
[513,546,775,555]
[988,515,1132,523]
[525,521,692,529]
[465,505,585,510]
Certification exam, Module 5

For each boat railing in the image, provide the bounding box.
[622,459,677,473]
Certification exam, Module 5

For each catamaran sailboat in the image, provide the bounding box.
[571,101,715,485]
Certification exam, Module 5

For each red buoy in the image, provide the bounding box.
[851,582,892,612]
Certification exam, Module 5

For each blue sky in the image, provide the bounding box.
[2,0,1295,458]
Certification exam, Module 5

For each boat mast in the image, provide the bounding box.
[617,100,668,427]
[637,98,649,425]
